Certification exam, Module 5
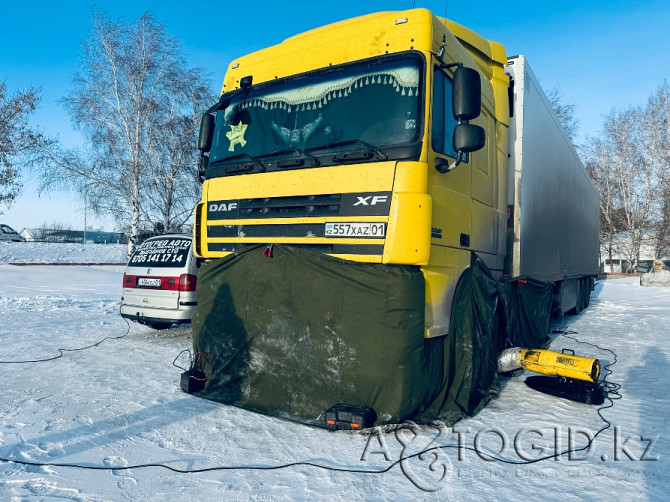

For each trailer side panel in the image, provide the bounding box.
[506,55,599,283]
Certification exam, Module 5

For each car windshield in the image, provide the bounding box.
[208,55,423,174]
[128,237,191,268]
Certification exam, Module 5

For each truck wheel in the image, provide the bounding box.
[568,280,582,315]
[584,278,591,309]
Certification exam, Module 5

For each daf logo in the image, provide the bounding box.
[209,202,238,212]
[353,195,388,206]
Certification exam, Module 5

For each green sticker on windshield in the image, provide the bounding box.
[226,121,248,152]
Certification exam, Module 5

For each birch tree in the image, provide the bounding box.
[547,86,579,144]
[586,107,656,272]
[41,11,212,256]
[584,139,619,267]
[0,82,46,212]
[142,68,213,233]
[584,81,670,270]
[643,81,670,259]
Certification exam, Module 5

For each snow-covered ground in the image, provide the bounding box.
[0,243,668,501]
[0,242,127,264]
[641,269,670,287]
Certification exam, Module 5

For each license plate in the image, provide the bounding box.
[137,277,162,288]
[324,222,385,238]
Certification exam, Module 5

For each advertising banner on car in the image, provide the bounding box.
[128,238,191,268]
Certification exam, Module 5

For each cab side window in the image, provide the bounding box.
[432,67,459,159]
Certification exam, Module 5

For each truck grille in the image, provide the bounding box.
[207,191,391,220]
[204,191,392,257]
[208,194,342,220]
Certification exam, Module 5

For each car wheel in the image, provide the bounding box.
[147,322,172,330]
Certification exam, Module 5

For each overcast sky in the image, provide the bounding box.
[1,0,668,231]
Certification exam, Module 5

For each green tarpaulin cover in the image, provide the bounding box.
[191,245,551,426]
[498,279,553,349]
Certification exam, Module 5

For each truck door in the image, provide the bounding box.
[430,64,472,251]
[470,111,498,257]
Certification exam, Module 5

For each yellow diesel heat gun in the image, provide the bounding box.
[498,347,600,383]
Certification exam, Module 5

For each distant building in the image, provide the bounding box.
[19,228,38,241]
[19,228,127,244]
[601,231,670,273]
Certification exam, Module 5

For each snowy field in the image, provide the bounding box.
[0,242,127,264]
[0,243,668,501]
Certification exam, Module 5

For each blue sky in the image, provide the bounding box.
[1,0,668,231]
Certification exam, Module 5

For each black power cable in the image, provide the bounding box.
[0,313,131,364]
[361,327,621,466]
[0,455,396,475]
[473,326,622,464]
[0,327,619,474]
[363,326,622,466]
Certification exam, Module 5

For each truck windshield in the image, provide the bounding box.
[207,55,423,175]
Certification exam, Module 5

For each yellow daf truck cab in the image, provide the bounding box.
[194,9,512,337]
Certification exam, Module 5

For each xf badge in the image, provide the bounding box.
[353,195,388,206]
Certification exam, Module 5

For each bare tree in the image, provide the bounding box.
[0,82,46,212]
[584,140,618,268]
[142,68,213,233]
[585,81,670,271]
[658,186,670,259]
[37,10,212,256]
[596,107,655,272]
[547,86,580,144]
[643,81,670,259]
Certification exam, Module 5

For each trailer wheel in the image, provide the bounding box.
[583,278,591,309]
[574,283,582,315]
[568,279,582,315]
[574,277,591,313]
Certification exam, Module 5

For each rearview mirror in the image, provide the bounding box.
[439,66,485,172]
[198,113,215,152]
[453,123,486,153]
[198,155,208,183]
[452,66,482,121]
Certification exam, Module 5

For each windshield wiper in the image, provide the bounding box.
[207,153,265,173]
[260,147,321,168]
[308,139,388,162]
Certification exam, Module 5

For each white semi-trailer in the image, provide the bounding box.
[506,55,599,315]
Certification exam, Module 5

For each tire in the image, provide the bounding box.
[574,284,582,315]
[584,278,591,309]
[567,280,582,315]
[147,322,172,330]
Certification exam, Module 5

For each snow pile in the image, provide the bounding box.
[0,242,127,264]
[640,269,670,287]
